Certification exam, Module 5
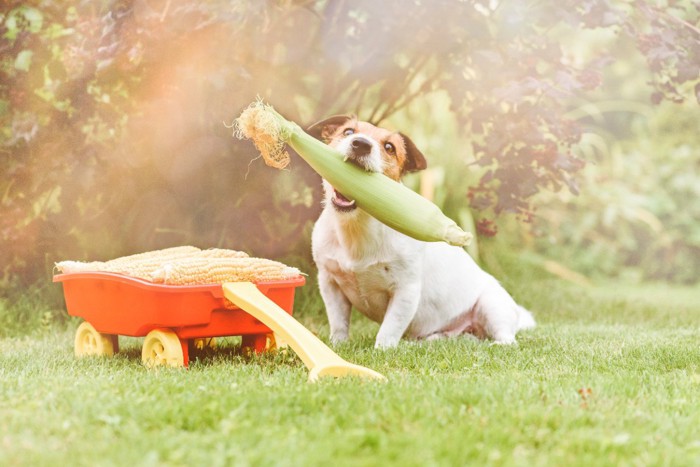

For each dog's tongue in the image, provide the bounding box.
[333,189,355,207]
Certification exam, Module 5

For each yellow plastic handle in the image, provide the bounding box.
[223,282,386,382]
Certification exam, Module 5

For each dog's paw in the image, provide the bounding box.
[374,335,400,349]
[423,333,446,342]
[490,334,517,346]
[330,331,349,346]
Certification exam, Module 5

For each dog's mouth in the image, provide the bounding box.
[331,188,357,212]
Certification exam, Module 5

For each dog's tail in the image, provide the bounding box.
[517,306,536,331]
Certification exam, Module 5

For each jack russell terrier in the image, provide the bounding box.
[307,116,535,349]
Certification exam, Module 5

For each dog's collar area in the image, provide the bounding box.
[331,188,357,212]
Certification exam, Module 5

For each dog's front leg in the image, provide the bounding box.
[318,271,352,345]
[374,282,421,349]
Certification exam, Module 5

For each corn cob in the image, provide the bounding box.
[233,101,472,247]
[151,257,300,285]
[106,246,201,264]
[198,248,249,259]
[55,246,203,280]
[101,246,204,278]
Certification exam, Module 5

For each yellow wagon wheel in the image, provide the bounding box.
[74,322,116,357]
[142,329,185,368]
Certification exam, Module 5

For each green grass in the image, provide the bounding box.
[1,272,699,466]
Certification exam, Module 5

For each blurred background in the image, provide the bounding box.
[1,1,699,320]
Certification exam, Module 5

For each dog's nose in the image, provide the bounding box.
[350,137,372,157]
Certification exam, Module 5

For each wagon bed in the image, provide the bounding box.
[54,272,305,367]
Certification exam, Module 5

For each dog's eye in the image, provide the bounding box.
[343,128,355,136]
[384,142,396,155]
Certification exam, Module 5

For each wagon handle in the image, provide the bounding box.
[222,282,386,382]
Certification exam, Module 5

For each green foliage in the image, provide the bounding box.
[1,0,698,286]
[532,101,700,283]
[0,279,68,337]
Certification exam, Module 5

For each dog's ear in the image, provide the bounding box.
[400,133,428,173]
[307,115,353,142]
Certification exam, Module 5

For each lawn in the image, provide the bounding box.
[1,271,699,466]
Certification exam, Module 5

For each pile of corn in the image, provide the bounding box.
[55,246,302,285]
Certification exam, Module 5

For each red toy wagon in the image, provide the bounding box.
[54,272,305,368]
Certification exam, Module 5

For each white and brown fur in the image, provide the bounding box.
[308,116,535,349]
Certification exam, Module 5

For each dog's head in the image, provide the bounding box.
[307,115,427,213]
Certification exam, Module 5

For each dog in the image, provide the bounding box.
[307,115,535,349]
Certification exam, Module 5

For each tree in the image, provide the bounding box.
[1,0,698,284]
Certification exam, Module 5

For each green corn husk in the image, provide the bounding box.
[233,101,472,247]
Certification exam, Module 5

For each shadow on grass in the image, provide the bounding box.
[113,335,307,371]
